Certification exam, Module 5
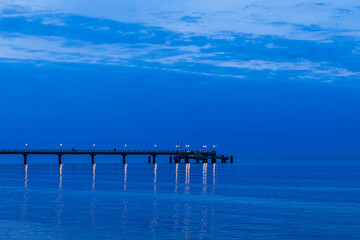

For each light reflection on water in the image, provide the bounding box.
[153,163,157,193]
[90,164,97,226]
[184,163,191,194]
[59,164,63,189]
[1,161,359,239]
[24,164,28,188]
[212,163,216,185]
[151,164,159,233]
[212,163,216,195]
[56,164,64,228]
[20,164,28,220]
[174,163,179,193]
[123,163,127,190]
[202,163,208,195]
[185,163,190,184]
[92,164,96,190]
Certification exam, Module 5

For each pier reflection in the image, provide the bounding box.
[59,164,63,189]
[56,164,64,228]
[174,163,178,193]
[183,202,191,239]
[90,164,97,226]
[184,163,191,194]
[151,163,159,233]
[173,202,180,232]
[150,163,159,233]
[123,163,127,190]
[20,164,28,220]
[92,164,96,190]
[212,163,216,185]
[150,199,158,233]
[153,163,157,193]
[120,198,128,235]
[175,163,178,184]
[185,163,190,184]
[212,163,216,194]
[202,163,208,195]
[24,164,28,188]
[200,206,209,236]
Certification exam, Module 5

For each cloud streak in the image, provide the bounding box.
[0,2,359,81]
[2,0,360,40]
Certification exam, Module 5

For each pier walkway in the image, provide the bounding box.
[0,149,233,165]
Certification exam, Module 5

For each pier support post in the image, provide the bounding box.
[23,154,28,165]
[58,154,62,165]
[122,154,126,164]
[91,154,95,164]
[148,156,151,164]
[211,156,216,164]
[152,155,156,164]
[230,156,233,164]
[169,156,172,164]
[185,155,189,163]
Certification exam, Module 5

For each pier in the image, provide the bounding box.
[0,149,233,164]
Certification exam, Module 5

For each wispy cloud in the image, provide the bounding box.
[0,2,359,81]
[3,0,360,40]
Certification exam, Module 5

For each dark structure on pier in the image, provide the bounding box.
[0,149,233,165]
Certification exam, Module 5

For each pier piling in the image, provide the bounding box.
[122,154,126,164]
[58,154,62,165]
[23,154,28,165]
[169,156,172,163]
[185,155,189,163]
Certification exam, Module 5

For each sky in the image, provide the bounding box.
[0,1,360,160]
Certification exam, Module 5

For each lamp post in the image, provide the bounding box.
[93,144,95,152]
[154,145,157,151]
[25,143,28,151]
[60,144,63,152]
[212,144,217,153]
[185,145,190,152]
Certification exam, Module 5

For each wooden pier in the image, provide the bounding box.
[0,149,233,165]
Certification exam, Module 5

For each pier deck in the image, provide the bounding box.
[0,149,233,164]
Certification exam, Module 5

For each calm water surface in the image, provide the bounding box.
[0,160,360,239]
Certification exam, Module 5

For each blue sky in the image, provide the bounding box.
[0,1,360,159]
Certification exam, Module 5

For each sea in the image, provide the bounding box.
[0,160,359,239]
